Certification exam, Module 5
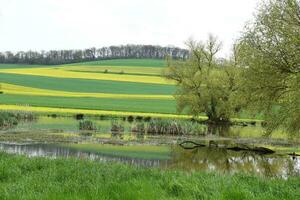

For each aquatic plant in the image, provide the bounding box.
[0,111,36,129]
[111,120,124,134]
[131,122,145,134]
[78,120,97,131]
[146,119,206,135]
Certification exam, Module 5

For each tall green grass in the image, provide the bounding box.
[0,152,299,200]
[0,111,36,129]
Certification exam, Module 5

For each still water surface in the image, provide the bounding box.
[1,142,299,178]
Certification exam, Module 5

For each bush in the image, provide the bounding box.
[146,119,206,135]
[0,111,36,130]
[143,116,151,122]
[111,120,124,134]
[79,120,97,131]
[75,114,84,120]
[135,116,143,121]
[131,123,145,134]
[127,116,134,123]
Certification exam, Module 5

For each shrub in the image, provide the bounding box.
[79,120,97,131]
[0,111,36,130]
[111,120,124,134]
[75,114,84,120]
[131,123,145,134]
[135,116,143,121]
[127,116,134,123]
[143,116,151,122]
[146,119,206,135]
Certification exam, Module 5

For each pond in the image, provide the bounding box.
[0,116,299,178]
[0,142,299,178]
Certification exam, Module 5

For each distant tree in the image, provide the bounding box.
[164,35,243,124]
[0,45,189,65]
[238,0,300,135]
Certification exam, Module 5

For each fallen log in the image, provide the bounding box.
[179,141,205,149]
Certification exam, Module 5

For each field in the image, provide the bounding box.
[0,59,179,116]
[0,152,299,200]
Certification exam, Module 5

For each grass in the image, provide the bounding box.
[1,83,173,100]
[0,73,175,95]
[0,105,190,119]
[0,64,50,69]
[0,59,272,121]
[0,152,299,200]
[0,94,177,114]
[63,66,163,76]
[62,143,171,159]
[0,67,172,85]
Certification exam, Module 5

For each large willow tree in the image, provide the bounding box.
[164,35,243,124]
[239,0,300,135]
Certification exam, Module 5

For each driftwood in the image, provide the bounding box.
[288,152,300,157]
[227,146,275,154]
[179,141,275,155]
[179,141,205,149]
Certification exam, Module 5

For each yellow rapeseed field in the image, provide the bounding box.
[1,83,174,100]
[0,104,193,119]
[0,67,173,85]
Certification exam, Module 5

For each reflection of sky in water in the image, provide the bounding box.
[0,143,299,178]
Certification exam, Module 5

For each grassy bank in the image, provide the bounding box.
[0,152,299,200]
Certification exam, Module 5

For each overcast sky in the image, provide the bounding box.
[0,0,260,56]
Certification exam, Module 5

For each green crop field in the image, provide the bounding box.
[0,59,179,116]
[0,94,176,114]
[66,59,167,67]
[0,73,175,95]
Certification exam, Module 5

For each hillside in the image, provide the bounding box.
[0,59,179,115]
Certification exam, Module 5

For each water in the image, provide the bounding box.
[1,116,299,178]
[0,142,299,178]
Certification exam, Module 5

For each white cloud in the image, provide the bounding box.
[0,0,259,56]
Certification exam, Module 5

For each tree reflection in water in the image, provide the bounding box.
[167,146,299,178]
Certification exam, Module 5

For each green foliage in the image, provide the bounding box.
[131,122,146,134]
[0,152,299,200]
[111,120,125,134]
[78,120,97,131]
[164,36,243,123]
[0,112,18,129]
[238,0,300,135]
[146,119,205,135]
[0,111,36,129]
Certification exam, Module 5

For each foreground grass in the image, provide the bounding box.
[0,152,299,200]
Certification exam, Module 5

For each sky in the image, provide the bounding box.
[0,0,260,57]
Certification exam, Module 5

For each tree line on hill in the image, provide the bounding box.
[0,45,189,65]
